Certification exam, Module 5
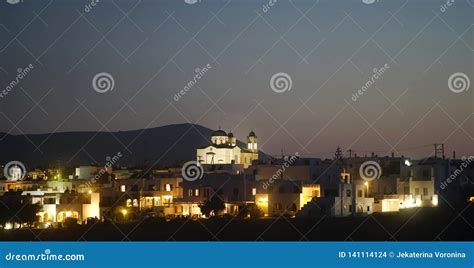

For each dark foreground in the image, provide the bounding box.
[1,206,472,241]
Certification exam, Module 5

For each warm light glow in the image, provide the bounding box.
[88,189,92,194]
[415,198,421,206]
[121,209,127,216]
[258,197,268,203]
[4,222,13,230]
[469,197,474,202]
[364,182,368,186]
[404,159,412,166]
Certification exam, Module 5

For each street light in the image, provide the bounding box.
[121,209,127,221]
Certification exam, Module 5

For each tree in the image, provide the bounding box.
[237,204,264,219]
[17,203,41,228]
[64,217,78,228]
[200,195,225,217]
[0,193,40,228]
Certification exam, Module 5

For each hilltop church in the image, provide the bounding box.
[196,130,258,168]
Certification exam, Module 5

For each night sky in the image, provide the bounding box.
[0,0,472,159]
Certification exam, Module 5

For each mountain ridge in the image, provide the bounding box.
[0,123,266,169]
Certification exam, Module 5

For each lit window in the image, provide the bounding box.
[121,185,126,192]
[194,189,200,196]
[252,188,257,196]
[165,184,172,191]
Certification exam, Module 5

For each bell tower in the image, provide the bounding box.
[247,131,258,152]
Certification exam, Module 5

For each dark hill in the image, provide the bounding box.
[0,124,266,169]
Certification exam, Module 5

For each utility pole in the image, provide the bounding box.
[347,149,353,159]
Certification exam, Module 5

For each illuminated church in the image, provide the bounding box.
[196,130,258,168]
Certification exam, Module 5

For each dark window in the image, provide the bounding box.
[422,169,430,177]
[204,189,210,198]
[367,206,370,212]
[346,190,351,197]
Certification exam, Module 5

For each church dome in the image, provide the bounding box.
[227,132,234,137]
[212,129,227,136]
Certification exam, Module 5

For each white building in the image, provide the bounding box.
[297,170,374,217]
[196,130,258,168]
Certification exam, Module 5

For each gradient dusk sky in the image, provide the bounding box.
[0,0,472,159]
